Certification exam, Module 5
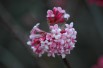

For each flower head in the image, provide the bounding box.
[27,22,77,58]
[27,7,77,58]
[47,7,70,25]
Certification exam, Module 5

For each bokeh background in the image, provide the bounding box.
[0,0,103,68]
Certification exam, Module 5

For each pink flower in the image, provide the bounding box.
[27,7,77,58]
[47,7,70,25]
[97,56,103,68]
[91,56,103,68]
[27,22,77,58]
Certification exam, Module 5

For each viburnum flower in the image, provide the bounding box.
[47,7,70,25]
[91,56,103,68]
[27,22,77,58]
[27,7,77,58]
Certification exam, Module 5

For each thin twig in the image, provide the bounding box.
[0,18,26,46]
[62,58,71,68]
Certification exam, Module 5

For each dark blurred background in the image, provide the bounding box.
[0,0,103,68]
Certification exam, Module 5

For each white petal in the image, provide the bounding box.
[39,54,42,57]
[54,24,58,29]
[67,34,71,38]
[52,53,55,57]
[70,42,75,47]
[27,41,31,45]
[70,22,73,28]
[51,14,55,17]
[58,34,61,38]
[51,30,56,33]
[29,34,35,39]
[69,29,73,35]
[48,42,52,45]
[32,47,36,52]
[60,10,65,13]
[45,40,48,43]
[57,7,62,11]
[63,32,67,36]
[65,24,69,28]
[57,28,61,32]
[40,41,43,43]
[64,13,70,20]
[33,23,40,29]
[61,54,66,58]
[61,49,64,53]
[74,31,77,35]
[72,35,76,39]
[31,46,34,49]
[53,34,56,37]
[55,35,61,39]
[45,46,49,49]
[61,40,64,44]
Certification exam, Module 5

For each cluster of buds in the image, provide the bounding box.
[47,7,70,25]
[27,7,77,58]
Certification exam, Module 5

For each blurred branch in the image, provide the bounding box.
[85,0,103,54]
[0,18,26,47]
[0,2,50,68]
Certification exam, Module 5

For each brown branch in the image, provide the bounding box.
[62,58,71,68]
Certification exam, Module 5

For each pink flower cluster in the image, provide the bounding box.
[47,7,70,25]
[91,56,103,68]
[27,7,77,58]
[27,22,77,58]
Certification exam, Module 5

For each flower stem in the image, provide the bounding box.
[62,58,71,68]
